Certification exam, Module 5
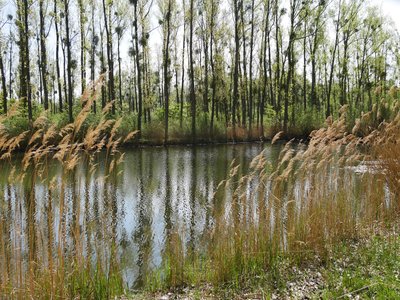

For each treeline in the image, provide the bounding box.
[0,0,399,143]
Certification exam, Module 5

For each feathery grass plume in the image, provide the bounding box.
[0,76,134,298]
[33,114,49,129]
[144,108,400,291]
[42,125,57,146]
[123,130,140,144]
[28,129,44,146]
[271,131,284,145]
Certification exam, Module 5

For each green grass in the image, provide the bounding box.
[127,233,400,299]
[321,234,400,299]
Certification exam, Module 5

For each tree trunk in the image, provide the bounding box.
[249,0,255,137]
[118,33,123,111]
[179,4,186,129]
[209,0,216,136]
[17,0,33,122]
[326,0,341,117]
[189,0,196,143]
[64,0,74,123]
[240,1,247,129]
[78,0,86,95]
[39,0,49,111]
[54,0,63,112]
[102,0,115,114]
[232,0,240,140]
[133,3,143,136]
[100,28,106,109]
[0,51,7,114]
[90,1,97,113]
[164,0,172,144]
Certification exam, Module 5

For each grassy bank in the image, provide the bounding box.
[130,233,400,299]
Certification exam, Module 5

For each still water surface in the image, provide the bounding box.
[0,143,282,287]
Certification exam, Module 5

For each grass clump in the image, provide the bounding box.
[0,78,136,299]
[143,106,400,294]
[321,234,400,299]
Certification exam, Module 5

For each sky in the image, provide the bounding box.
[371,0,400,32]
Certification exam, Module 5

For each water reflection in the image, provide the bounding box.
[0,143,283,289]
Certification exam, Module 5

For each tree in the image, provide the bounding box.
[17,0,33,122]
[115,5,127,111]
[248,0,256,135]
[89,0,98,113]
[0,46,7,114]
[209,0,220,135]
[0,0,398,140]
[102,0,116,114]
[64,0,74,122]
[54,0,63,112]
[326,0,342,117]
[161,0,173,143]
[179,0,186,129]
[39,0,49,111]
[309,0,327,109]
[232,0,240,140]
[189,0,196,143]
[129,0,143,137]
[78,0,87,94]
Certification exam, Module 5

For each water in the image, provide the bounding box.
[0,143,283,288]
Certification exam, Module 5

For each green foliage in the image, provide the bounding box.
[321,236,400,299]
[64,260,124,300]
[290,107,325,137]
[2,111,30,136]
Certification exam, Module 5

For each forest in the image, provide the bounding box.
[0,0,398,143]
[0,0,400,299]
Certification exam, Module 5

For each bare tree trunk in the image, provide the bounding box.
[0,51,7,114]
[17,0,33,122]
[303,20,307,110]
[39,0,49,111]
[326,0,341,117]
[54,0,63,112]
[90,1,97,113]
[189,0,196,143]
[78,0,86,95]
[179,3,186,128]
[209,0,216,136]
[100,27,106,109]
[275,1,281,115]
[64,0,74,123]
[117,31,123,111]
[133,2,143,136]
[24,0,32,122]
[102,0,115,114]
[164,0,172,144]
[232,0,240,141]
[249,0,255,137]
[240,0,247,128]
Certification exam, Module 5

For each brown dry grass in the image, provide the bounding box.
[0,76,138,299]
[147,106,400,290]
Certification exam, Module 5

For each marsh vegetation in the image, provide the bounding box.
[0,0,400,298]
[0,80,399,298]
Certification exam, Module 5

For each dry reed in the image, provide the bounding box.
[0,76,138,299]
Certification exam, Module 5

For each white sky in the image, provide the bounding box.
[371,0,400,32]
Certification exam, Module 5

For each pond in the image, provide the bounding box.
[0,143,284,288]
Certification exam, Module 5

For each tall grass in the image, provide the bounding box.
[0,75,398,298]
[0,77,137,299]
[145,105,400,291]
